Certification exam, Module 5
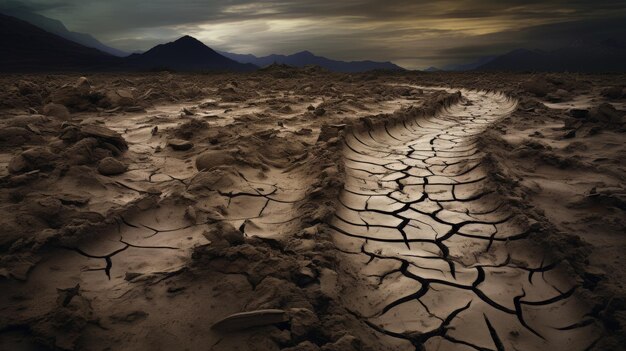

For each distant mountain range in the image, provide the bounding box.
[0,8,404,73]
[2,7,625,73]
[0,13,119,71]
[475,40,626,72]
[0,3,128,57]
[442,56,497,72]
[218,50,404,73]
[431,40,626,72]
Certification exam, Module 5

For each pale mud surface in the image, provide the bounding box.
[333,90,598,350]
[0,70,624,350]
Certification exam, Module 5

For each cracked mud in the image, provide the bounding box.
[332,90,600,350]
[2,72,622,350]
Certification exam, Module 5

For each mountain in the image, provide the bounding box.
[442,56,496,71]
[0,13,120,71]
[219,50,403,72]
[122,36,257,72]
[423,66,441,72]
[476,40,626,72]
[0,2,128,57]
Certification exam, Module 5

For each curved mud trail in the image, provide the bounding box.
[332,89,600,350]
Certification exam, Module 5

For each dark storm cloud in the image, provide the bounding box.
[4,0,626,68]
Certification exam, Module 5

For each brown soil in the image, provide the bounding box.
[0,70,624,351]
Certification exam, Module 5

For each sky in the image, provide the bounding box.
[3,0,626,69]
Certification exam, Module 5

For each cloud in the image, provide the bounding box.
[4,0,626,68]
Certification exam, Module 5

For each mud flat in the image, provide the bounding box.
[0,70,624,350]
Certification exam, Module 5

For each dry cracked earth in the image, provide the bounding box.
[0,70,624,351]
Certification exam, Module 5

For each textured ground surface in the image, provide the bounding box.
[0,70,624,350]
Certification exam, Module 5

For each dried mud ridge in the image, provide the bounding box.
[332,90,600,350]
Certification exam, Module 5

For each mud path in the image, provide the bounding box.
[332,90,600,350]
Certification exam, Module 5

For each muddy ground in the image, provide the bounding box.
[0,68,624,350]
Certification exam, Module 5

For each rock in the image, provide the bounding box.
[314,107,326,116]
[211,309,288,332]
[8,147,58,174]
[195,150,235,171]
[43,103,70,119]
[80,124,128,151]
[307,105,315,111]
[106,89,135,106]
[74,77,91,94]
[167,138,194,151]
[97,157,127,175]
[49,85,87,108]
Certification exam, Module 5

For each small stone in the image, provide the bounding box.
[43,103,70,119]
[168,138,194,151]
[314,107,326,116]
[97,157,127,175]
[74,76,91,94]
[307,105,315,111]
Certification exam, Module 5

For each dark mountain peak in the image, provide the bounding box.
[123,35,256,72]
[145,35,216,56]
[174,35,203,45]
